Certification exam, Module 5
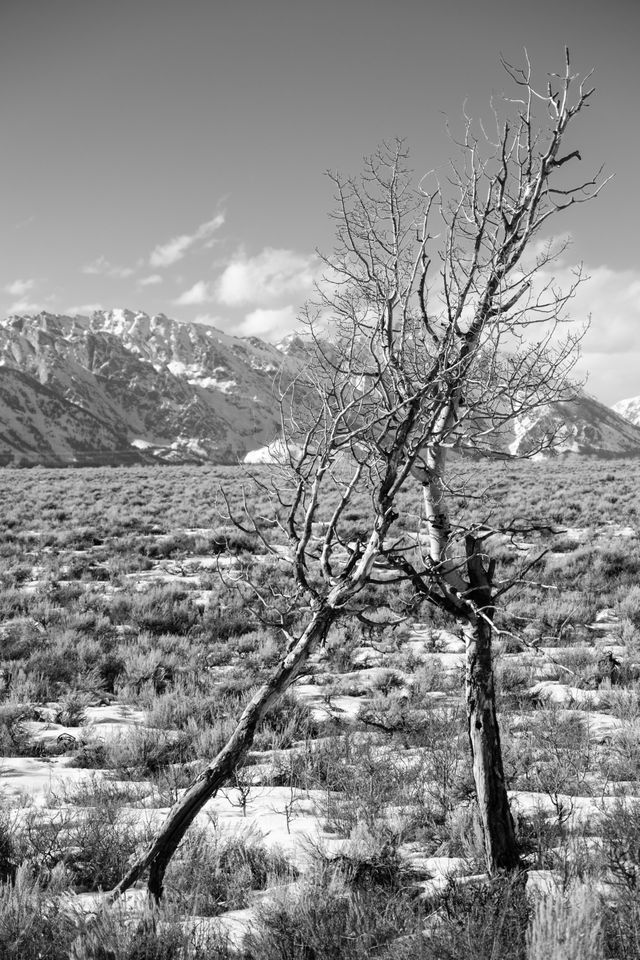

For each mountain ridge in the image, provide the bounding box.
[1,309,640,467]
[0,309,299,465]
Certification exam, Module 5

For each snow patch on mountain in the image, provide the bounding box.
[244,439,303,464]
[613,395,640,427]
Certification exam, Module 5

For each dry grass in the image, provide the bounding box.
[0,458,640,952]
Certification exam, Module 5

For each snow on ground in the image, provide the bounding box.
[2,520,640,954]
[292,683,370,722]
[0,757,104,805]
[507,708,624,743]
[509,790,640,827]
[0,704,155,807]
[529,681,618,710]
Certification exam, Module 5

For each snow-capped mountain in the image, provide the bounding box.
[503,395,640,459]
[613,395,640,428]
[1,309,640,467]
[0,309,301,466]
[244,393,640,462]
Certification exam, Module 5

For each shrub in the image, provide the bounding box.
[0,874,228,960]
[22,639,79,697]
[601,885,640,959]
[102,725,198,778]
[0,811,18,883]
[14,802,154,892]
[599,800,640,891]
[424,874,530,960]
[55,690,92,726]
[0,589,31,620]
[254,693,319,751]
[201,599,257,641]
[166,827,293,916]
[0,866,79,960]
[619,586,640,629]
[0,704,38,757]
[50,775,151,810]
[244,868,424,960]
[0,618,46,661]
[603,721,640,782]
[130,589,201,637]
[527,882,603,960]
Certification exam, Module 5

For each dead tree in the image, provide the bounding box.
[110,50,604,901]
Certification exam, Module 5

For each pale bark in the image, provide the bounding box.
[421,448,452,566]
[414,440,468,599]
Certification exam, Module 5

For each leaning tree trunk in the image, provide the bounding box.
[463,535,520,872]
[109,513,395,902]
[109,603,336,903]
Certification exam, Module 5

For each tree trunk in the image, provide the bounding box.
[108,604,336,903]
[463,536,520,872]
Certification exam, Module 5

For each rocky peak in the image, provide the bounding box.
[613,395,640,427]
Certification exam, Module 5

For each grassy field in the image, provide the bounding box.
[1,457,640,958]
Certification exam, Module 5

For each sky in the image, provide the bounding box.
[1,0,639,404]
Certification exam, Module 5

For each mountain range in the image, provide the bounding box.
[0,309,639,467]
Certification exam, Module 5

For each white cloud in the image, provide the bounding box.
[239,305,299,339]
[216,248,319,306]
[496,258,640,404]
[83,256,135,279]
[138,274,163,287]
[7,299,44,314]
[149,236,193,269]
[5,278,36,297]
[65,303,103,316]
[527,262,640,352]
[150,213,225,268]
[563,265,640,404]
[575,350,640,406]
[196,213,225,241]
[191,305,299,340]
[193,313,227,330]
[174,281,214,306]
[571,266,640,354]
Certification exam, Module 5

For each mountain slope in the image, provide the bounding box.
[503,395,640,459]
[0,367,139,466]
